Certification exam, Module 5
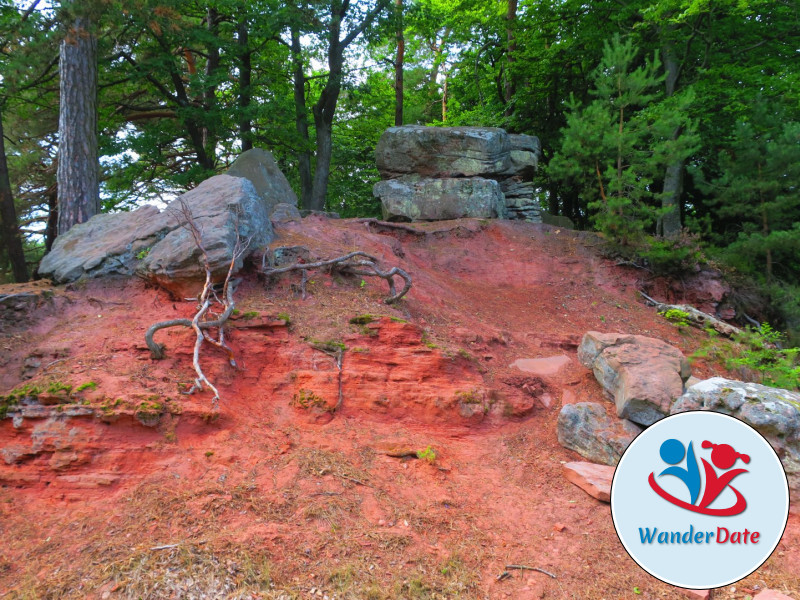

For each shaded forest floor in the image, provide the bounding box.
[1,218,797,599]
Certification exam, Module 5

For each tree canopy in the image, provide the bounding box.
[0,0,797,336]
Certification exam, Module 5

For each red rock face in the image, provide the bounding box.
[2,218,796,598]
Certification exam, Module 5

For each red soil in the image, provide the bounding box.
[0,218,796,599]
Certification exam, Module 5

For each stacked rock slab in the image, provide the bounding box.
[373,125,541,222]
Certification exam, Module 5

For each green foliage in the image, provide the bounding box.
[276,312,291,324]
[349,314,377,325]
[549,34,698,246]
[291,389,330,411]
[76,381,98,392]
[639,233,706,277]
[416,445,436,463]
[661,308,690,329]
[693,324,800,391]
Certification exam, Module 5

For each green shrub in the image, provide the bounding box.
[693,324,799,390]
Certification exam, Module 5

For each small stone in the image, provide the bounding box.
[553,523,566,532]
[677,589,710,600]
[563,461,614,503]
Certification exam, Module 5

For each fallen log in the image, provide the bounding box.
[639,291,742,338]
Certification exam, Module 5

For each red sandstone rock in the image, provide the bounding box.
[563,461,614,502]
[578,331,691,426]
[677,588,710,600]
[754,590,796,600]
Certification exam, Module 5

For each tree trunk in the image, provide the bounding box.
[0,109,28,282]
[504,0,517,117]
[57,15,99,236]
[45,183,58,252]
[394,0,404,126]
[311,118,333,211]
[442,70,448,122]
[661,155,684,236]
[202,7,220,159]
[291,27,313,209]
[238,20,253,152]
[660,44,683,237]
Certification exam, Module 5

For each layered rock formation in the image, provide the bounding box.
[373,125,542,222]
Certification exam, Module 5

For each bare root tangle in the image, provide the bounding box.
[144,199,249,406]
[261,251,412,304]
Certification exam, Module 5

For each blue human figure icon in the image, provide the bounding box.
[658,438,701,505]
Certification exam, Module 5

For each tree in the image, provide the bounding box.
[0,107,27,281]
[292,0,391,211]
[56,9,99,235]
[549,34,698,246]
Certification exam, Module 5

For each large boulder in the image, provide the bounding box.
[226,148,298,212]
[39,175,273,296]
[375,175,506,221]
[141,175,273,295]
[38,206,171,283]
[376,125,511,179]
[557,402,642,465]
[672,377,800,496]
[578,332,692,426]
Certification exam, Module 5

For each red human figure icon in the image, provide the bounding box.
[698,441,750,511]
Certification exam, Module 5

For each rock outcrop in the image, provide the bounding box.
[578,331,692,426]
[672,377,800,496]
[39,174,274,296]
[557,402,642,465]
[226,148,298,212]
[375,176,505,221]
[373,125,541,222]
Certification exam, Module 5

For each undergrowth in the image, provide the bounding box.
[693,324,800,390]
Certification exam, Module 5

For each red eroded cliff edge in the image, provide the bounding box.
[1,218,797,599]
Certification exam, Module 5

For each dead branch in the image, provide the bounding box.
[639,291,742,338]
[144,199,249,406]
[261,251,412,304]
[505,565,557,578]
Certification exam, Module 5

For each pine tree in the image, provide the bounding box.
[549,34,698,247]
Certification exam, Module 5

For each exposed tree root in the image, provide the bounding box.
[144,200,249,406]
[261,250,412,304]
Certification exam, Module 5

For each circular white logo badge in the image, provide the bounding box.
[611,411,789,589]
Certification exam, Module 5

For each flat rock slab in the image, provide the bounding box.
[511,355,570,377]
[673,377,800,500]
[578,331,691,426]
[376,125,512,178]
[563,461,614,502]
[375,175,505,222]
[557,402,642,465]
[677,589,710,600]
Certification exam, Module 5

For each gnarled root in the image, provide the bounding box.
[261,250,412,304]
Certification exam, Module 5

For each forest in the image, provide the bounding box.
[0,0,798,340]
